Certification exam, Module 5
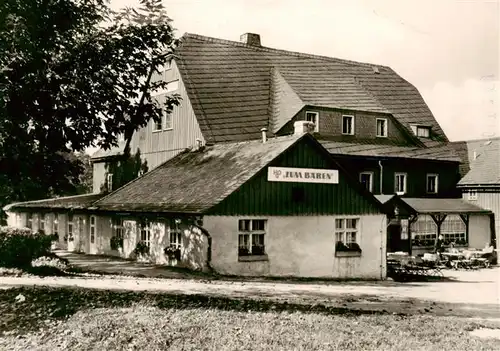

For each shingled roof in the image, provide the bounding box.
[452,137,500,186]
[175,33,449,145]
[93,135,306,213]
[319,137,460,162]
[5,194,106,211]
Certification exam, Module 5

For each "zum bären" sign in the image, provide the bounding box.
[267,167,339,184]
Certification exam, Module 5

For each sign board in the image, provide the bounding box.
[267,167,339,184]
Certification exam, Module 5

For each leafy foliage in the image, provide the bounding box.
[101,148,148,193]
[110,236,123,250]
[133,241,149,256]
[335,241,362,252]
[0,226,56,268]
[0,0,180,217]
[164,245,181,260]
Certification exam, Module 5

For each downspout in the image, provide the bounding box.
[378,160,383,195]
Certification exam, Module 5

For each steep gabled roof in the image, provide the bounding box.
[93,135,305,213]
[175,33,449,144]
[452,137,500,186]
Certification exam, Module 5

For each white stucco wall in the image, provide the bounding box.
[204,215,386,279]
[468,214,492,249]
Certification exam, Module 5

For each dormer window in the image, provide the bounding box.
[342,115,354,135]
[305,111,319,132]
[411,125,431,138]
[376,118,387,137]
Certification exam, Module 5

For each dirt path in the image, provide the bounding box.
[1,268,499,318]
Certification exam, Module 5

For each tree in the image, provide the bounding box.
[101,148,148,193]
[0,0,180,219]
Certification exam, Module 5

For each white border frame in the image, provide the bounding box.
[376,118,388,138]
[305,111,319,132]
[426,173,439,194]
[342,115,355,135]
[394,172,407,194]
[359,171,374,192]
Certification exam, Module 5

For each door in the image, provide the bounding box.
[387,224,403,253]
[89,215,97,254]
[77,217,84,253]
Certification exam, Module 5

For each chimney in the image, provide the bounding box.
[473,150,477,160]
[240,33,261,46]
[294,121,315,135]
[261,127,268,143]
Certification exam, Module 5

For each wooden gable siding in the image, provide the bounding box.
[207,138,381,216]
[334,157,461,198]
[130,60,205,171]
[462,190,500,236]
[278,106,408,142]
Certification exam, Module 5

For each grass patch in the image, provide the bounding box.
[1,304,500,350]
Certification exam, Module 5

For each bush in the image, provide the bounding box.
[164,245,181,261]
[31,256,68,270]
[0,226,56,268]
[133,241,150,257]
[335,241,362,252]
[110,236,123,251]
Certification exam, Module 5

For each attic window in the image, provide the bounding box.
[305,111,319,132]
[342,115,354,135]
[411,125,431,138]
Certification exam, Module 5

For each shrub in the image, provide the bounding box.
[110,236,123,251]
[164,245,181,261]
[0,226,55,268]
[31,256,68,270]
[133,241,149,256]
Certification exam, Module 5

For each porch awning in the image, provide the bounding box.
[401,198,491,215]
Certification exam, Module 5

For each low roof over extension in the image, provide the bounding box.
[452,137,500,187]
[4,194,106,212]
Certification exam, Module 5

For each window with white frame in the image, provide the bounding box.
[416,126,430,138]
[468,190,478,201]
[342,115,354,135]
[376,118,387,137]
[153,117,163,132]
[90,215,96,244]
[67,213,74,240]
[107,173,113,192]
[140,220,151,249]
[441,215,467,246]
[426,174,438,194]
[39,213,45,232]
[164,111,173,130]
[53,213,59,235]
[334,218,360,249]
[359,172,373,192]
[169,219,182,249]
[395,173,407,194]
[305,111,319,132]
[411,215,437,247]
[26,213,33,229]
[113,217,124,239]
[238,219,266,256]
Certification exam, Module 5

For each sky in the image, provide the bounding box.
[110,0,500,142]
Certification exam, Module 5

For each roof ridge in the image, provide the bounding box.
[181,33,389,69]
[452,136,500,143]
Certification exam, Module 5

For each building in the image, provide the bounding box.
[452,137,500,243]
[4,32,495,277]
[6,129,389,278]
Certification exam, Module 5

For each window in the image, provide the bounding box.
[113,217,124,239]
[140,220,151,249]
[164,112,173,130]
[376,118,387,137]
[90,215,96,244]
[342,115,354,135]
[416,126,430,138]
[411,215,437,247]
[67,214,74,240]
[169,220,182,249]
[359,172,373,192]
[335,218,360,252]
[426,174,438,194]
[292,186,305,203]
[305,111,319,132]
[16,213,21,227]
[441,215,467,246]
[153,117,163,132]
[107,173,113,192]
[26,213,33,229]
[53,213,59,235]
[39,213,45,232]
[468,190,478,201]
[238,219,266,256]
[395,173,407,194]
